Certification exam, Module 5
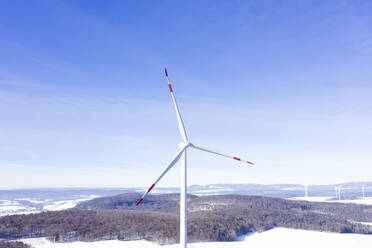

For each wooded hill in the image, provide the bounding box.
[75,193,372,222]
[1,193,372,244]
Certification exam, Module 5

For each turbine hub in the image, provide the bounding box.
[178,141,191,149]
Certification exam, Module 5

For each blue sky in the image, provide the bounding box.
[1,0,372,189]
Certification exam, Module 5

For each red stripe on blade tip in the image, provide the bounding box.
[148,184,155,192]
[136,198,143,206]
[247,161,254,165]
[165,68,168,77]
[233,157,241,161]
[168,84,173,92]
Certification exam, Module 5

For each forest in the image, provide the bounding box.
[0,193,372,244]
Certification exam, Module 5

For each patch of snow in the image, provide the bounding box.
[0,200,16,206]
[191,188,234,196]
[0,207,35,216]
[288,196,372,206]
[0,205,28,211]
[43,195,99,211]
[150,190,177,194]
[350,221,372,226]
[0,195,100,216]
[359,222,372,226]
[43,201,80,211]
[332,197,372,205]
[208,185,229,189]
[280,187,299,191]
[189,200,234,212]
[0,200,39,216]
[288,196,331,202]
[15,198,49,204]
[236,231,255,241]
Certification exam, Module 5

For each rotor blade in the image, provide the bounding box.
[136,146,187,206]
[165,68,188,141]
[191,144,254,165]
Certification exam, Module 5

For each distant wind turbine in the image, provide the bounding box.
[136,68,255,248]
[334,186,341,201]
[338,186,342,200]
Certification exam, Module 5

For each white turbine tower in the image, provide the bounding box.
[136,68,255,248]
[338,186,342,200]
[335,186,341,201]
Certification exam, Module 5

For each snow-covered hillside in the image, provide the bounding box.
[0,188,135,216]
[21,228,372,248]
[0,195,99,216]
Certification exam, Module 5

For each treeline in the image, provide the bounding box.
[189,195,372,222]
[0,241,30,248]
[0,210,178,244]
[75,193,187,213]
[1,194,372,244]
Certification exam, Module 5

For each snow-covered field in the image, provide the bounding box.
[0,195,99,216]
[21,228,372,248]
[42,196,99,211]
[0,200,39,216]
[289,196,372,205]
[335,197,372,205]
[289,196,332,202]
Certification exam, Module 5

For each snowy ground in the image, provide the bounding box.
[334,197,372,205]
[0,200,39,216]
[21,228,372,248]
[0,195,99,216]
[289,196,372,205]
[289,196,331,202]
[42,196,99,211]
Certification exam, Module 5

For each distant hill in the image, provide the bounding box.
[1,182,372,216]
[74,193,196,212]
[75,192,372,221]
[1,193,372,244]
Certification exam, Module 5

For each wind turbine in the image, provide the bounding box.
[136,68,255,248]
[338,186,342,200]
[334,186,341,201]
[304,184,308,199]
[334,186,338,200]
